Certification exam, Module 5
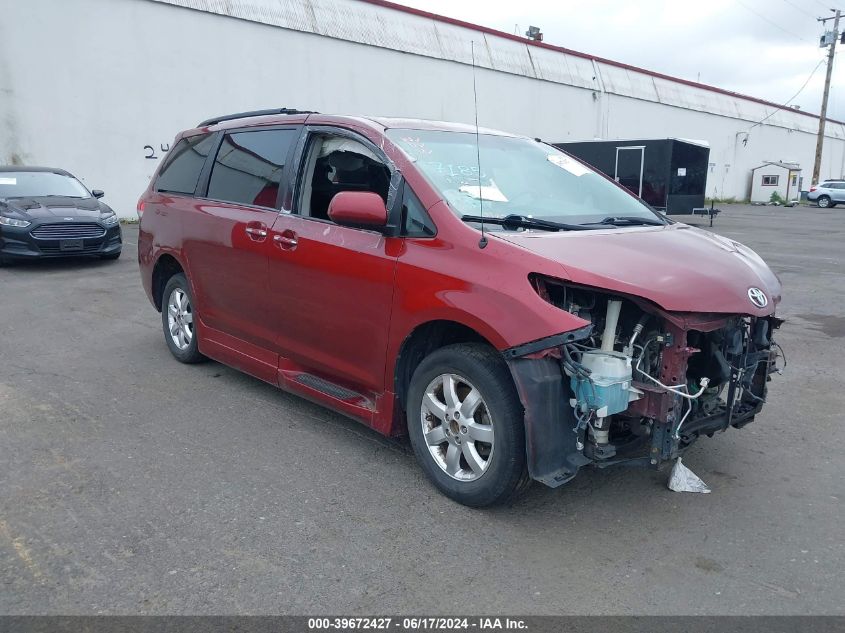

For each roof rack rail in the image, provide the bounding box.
[197,108,318,127]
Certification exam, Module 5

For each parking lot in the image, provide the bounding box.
[0,204,842,615]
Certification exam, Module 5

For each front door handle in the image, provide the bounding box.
[273,230,298,250]
[245,226,268,238]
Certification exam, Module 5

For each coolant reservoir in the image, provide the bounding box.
[571,351,634,417]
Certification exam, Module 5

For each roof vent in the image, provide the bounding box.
[525,26,543,41]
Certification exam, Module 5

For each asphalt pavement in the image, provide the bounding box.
[0,204,842,614]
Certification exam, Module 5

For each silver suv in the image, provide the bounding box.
[808,180,845,208]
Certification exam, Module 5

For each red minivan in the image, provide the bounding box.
[138,109,782,506]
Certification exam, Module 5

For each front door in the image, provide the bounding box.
[267,130,399,395]
[615,146,645,197]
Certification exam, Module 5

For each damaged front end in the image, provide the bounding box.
[506,276,784,488]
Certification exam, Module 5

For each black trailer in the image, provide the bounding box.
[554,138,710,215]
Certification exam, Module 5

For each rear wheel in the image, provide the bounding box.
[817,195,831,208]
[161,273,205,364]
[407,343,530,507]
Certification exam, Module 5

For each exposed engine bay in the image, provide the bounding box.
[508,276,784,486]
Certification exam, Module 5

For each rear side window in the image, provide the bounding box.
[155,134,215,195]
[206,128,298,208]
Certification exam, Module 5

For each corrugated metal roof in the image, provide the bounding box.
[148,0,845,140]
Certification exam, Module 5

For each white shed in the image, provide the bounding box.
[750,162,802,203]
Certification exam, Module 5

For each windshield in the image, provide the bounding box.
[0,171,91,199]
[387,129,662,226]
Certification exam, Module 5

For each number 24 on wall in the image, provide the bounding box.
[144,143,171,159]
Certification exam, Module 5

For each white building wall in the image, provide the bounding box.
[1,0,844,217]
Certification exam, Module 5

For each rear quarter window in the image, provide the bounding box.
[155,134,215,195]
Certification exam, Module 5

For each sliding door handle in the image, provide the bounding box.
[273,231,298,250]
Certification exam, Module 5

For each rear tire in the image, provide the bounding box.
[817,195,831,208]
[161,273,205,364]
[406,343,530,507]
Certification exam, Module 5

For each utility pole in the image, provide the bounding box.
[812,9,840,185]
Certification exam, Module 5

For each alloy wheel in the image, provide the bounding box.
[167,287,194,350]
[420,373,495,481]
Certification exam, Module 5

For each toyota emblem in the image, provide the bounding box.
[748,287,768,308]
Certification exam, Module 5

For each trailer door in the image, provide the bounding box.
[614,146,645,198]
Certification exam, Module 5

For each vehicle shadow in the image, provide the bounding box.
[0,256,119,273]
[218,361,711,517]
[128,323,731,530]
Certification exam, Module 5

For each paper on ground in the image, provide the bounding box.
[668,457,711,493]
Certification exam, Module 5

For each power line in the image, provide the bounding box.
[749,57,827,128]
[780,0,817,18]
[734,0,811,42]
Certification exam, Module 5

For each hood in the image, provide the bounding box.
[0,196,105,220]
[497,224,781,315]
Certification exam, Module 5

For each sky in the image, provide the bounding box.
[396,0,845,121]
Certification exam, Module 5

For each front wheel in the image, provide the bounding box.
[100,250,121,261]
[817,195,832,208]
[407,343,530,507]
[161,273,205,364]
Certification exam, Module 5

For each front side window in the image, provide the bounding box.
[0,171,90,199]
[155,134,215,195]
[298,135,391,221]
[207,128,298,208]
[386,129,658,226]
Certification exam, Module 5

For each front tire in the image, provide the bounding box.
[407,343,530,507]
[100,250,121,261]
[817,195,831,208]
[161,273,205,364]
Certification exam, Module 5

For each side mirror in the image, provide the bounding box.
[328,191,388,228]
[91,190,105,199]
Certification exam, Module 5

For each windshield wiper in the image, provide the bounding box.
[582,216,667,227]
[461,214,593,232]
